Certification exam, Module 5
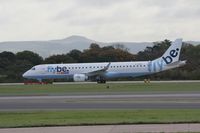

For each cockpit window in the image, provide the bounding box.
[31,67,36,70]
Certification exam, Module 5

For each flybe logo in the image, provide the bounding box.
[162,48,179,64]
[47,66,69,74]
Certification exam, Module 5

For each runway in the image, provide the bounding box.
[0,93,200,110]
[0,80,200,86]
[1,124,200,133]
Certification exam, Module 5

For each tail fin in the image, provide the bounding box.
[161,38,182,65]
[149,39,184,73]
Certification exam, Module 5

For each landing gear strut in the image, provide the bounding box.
[144,78,150,83]
[97,80,106,84]
[96,77,106,84]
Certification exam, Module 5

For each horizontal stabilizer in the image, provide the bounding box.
[166,60,186,67]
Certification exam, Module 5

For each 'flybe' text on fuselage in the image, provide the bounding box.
[47,66,69,74]
[148,60,164,73]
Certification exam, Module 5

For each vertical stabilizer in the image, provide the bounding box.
[149,39,183,73]
[161,38,182,64]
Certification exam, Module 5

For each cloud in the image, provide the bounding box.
[0,0,199,42]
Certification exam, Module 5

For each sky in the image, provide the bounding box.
[0,0,200,42]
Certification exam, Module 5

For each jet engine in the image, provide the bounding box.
[73,74,88,82]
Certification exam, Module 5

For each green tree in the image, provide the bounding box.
[90,43,100,49]
[44,54,76,64]
[67,49,82,62]
[136,39,171,61]
[80,43,135,62]
[113,43,129,52]
[16,51,43,65]
[0,51,16,69]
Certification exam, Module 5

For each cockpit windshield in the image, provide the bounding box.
[31,67,36,70]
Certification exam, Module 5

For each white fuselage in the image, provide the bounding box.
[22,60,184,81]
[23,61,149,80]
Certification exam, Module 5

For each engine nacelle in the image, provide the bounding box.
[73,74,88,82]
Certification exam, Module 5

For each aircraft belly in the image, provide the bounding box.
[105,72,149,78]
[26,74,73,79]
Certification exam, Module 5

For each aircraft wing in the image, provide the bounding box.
[85,62,111,76]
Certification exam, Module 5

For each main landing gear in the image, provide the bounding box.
[144,78,151,83]
[96,77,106,84]
[97,80,106,84]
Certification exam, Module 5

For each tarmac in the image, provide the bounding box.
[0,80,199,86]
[0,80,200,111]
[0,93,200,110]
[1,124,200,133]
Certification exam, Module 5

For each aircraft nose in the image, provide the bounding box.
[22,71,29,78]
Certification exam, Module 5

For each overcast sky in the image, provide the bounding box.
[0,0,200,42]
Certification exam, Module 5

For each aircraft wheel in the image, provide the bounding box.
[97,80,106,84]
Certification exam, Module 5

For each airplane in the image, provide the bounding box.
[23,39,186,83]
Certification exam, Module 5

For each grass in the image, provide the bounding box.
[0,109,200,128]
[0,82,199,96]
[0,83,199,128]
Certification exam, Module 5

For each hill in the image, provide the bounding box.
[0,35,199,57]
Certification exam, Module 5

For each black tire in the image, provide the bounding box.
[97,80,106,84]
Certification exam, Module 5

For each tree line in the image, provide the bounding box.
[0,40,199,82]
